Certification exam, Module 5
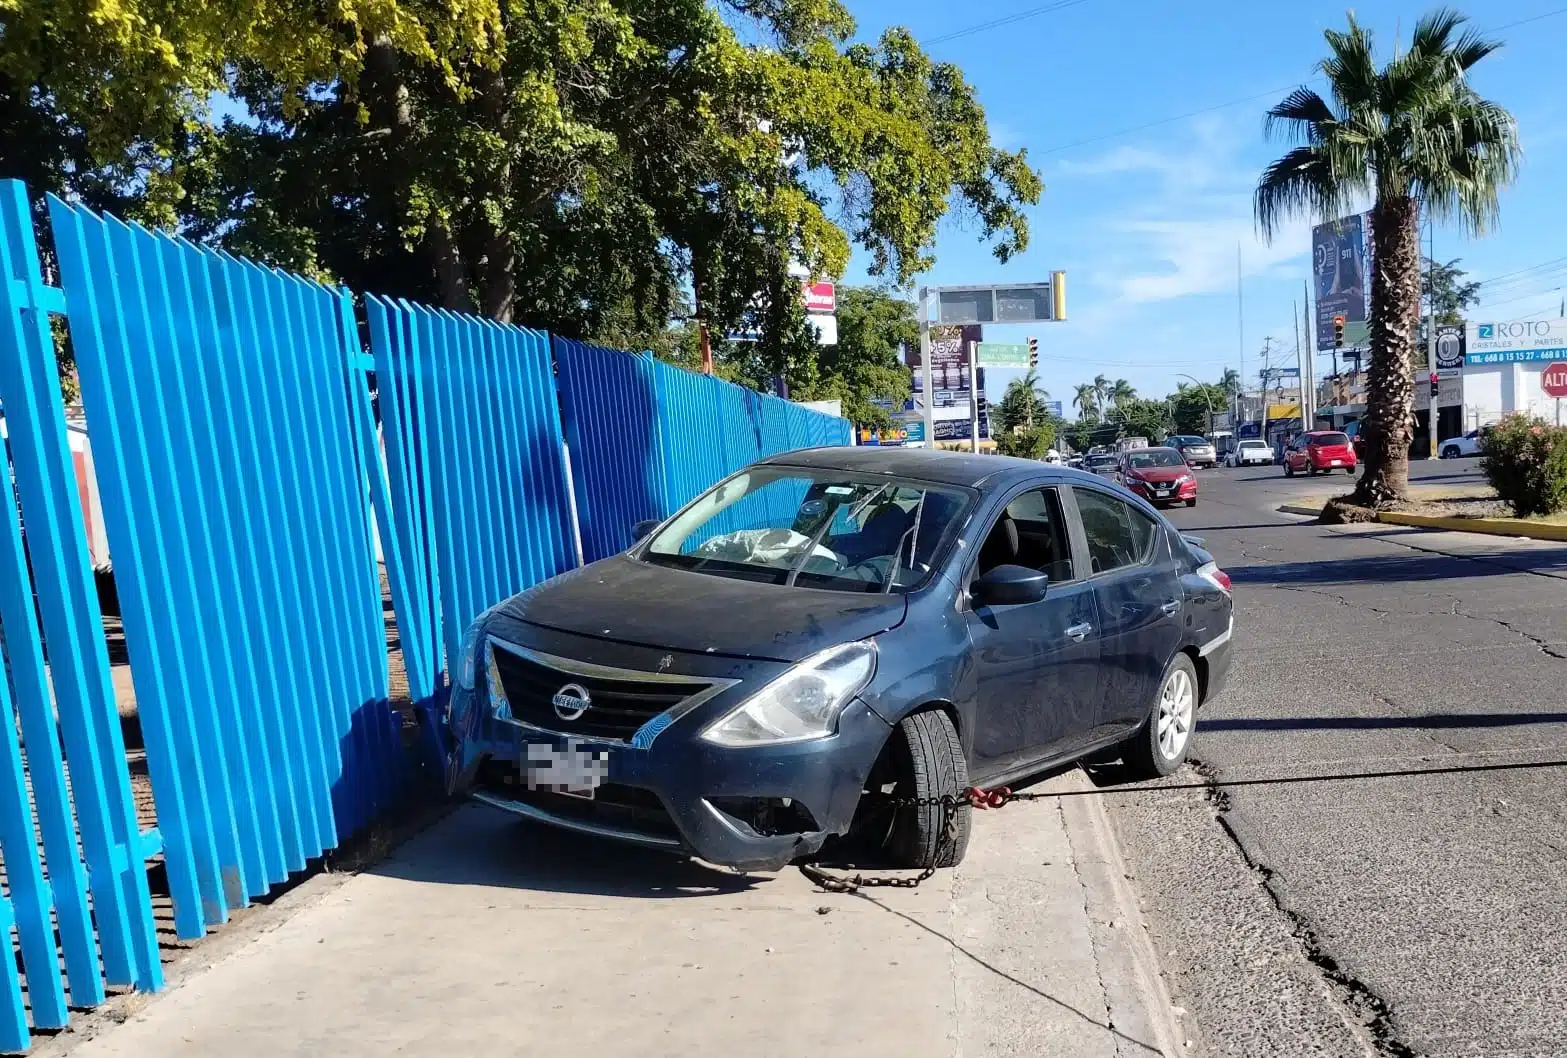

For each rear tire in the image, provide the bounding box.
[1120,653,1199,780]
[881,709,971,869]
[1186,498,1197,507]
[1442,445,1460,459]
[1346,466,1355,475]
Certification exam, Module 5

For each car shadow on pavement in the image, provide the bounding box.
[368,803,765,898]
[1226,547,1567,585]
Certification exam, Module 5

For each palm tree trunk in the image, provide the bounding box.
[1353,194,1420,505]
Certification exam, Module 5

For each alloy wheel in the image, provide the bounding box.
[1156,668,1194,760]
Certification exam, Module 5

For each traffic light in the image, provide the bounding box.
[1430,372,1440,398]
[1333,315,1345,349]
[1028,336,1038,367]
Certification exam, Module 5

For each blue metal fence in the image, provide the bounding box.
[45,198,401,939]
[0,180,851,1050]
[556,340,852,563]
[365,299,577,767]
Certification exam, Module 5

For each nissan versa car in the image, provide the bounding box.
[446,448,1234,872]
[1116,446,1198,508]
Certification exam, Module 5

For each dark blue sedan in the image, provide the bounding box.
[446,448,1233,871]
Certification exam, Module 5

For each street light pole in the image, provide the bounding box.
[1175,373,1215,432]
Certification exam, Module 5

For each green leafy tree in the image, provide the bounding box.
[994,423,1056,460]
[1170,382,1226,435]
[1422,256,1482,326]
[1256,9,1519,505]
[787,285,914,429]
[1114,397,1172,441]
[993,367,1050,434]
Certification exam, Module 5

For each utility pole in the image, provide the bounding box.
[1425,213,1439,459]
[1259,336,1275,450]
[1293,300,1303,432]
[1302,281,1316,429]
[918,288,933,449]
[1236,244,1245,423]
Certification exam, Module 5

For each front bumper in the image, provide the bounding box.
[1127,478,1198,504]
[447,651,893,872]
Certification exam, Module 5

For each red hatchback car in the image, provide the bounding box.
[1117,446,1198,507]
[1284,430,1357,476]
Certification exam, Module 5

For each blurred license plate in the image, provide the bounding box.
[524,740,609,799]
[1329,460,1342,466]
[1154,486,1171,495]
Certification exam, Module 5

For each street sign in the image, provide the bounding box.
[1543,361,1567,398]
[802,281,836,313]
[975,342,1031,367]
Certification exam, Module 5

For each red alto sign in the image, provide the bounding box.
[1544,361,1567,398]
[801,281,836,313]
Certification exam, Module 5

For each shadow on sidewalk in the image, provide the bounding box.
[367,803,763,898]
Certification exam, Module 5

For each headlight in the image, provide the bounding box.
[700,641,877,747]
[455,603,504,691]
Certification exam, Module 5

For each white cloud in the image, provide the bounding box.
[1115,214,1310,304]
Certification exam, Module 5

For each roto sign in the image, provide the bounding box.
[1466,317,1567,364]
[1543,362,1567,399]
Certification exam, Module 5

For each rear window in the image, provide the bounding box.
[1239,440,1268,449]
[1310,433,1350,446]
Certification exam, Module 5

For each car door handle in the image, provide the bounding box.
[1065,622,1093,641]
[1161,600,1182,616]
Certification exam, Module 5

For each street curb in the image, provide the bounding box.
[1376,510,1567,541]
[1273,502,1567,541]
[1063,768,1192,1057]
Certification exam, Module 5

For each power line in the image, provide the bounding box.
[925,0,1094,45]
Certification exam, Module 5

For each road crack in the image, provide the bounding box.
[1188,758,1419,1058]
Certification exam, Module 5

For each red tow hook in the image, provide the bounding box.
[966,786,1010,809]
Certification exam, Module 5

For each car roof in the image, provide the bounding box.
[757,445,1069,490]
[1307,429,1347,436]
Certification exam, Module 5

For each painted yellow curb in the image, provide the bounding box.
[1375,511,1567,541]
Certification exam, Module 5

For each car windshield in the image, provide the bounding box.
[1311,433,1350,446]
[1173,436,1207,446]
[642,467,971,593]
[1126,449,1186,468]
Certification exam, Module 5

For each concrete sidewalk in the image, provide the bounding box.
[64,769,1186,1058]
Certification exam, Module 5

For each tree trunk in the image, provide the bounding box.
[1352,194,1420,506]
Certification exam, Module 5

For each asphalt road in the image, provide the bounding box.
[1103,458,1567,1058]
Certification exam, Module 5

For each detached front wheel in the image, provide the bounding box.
[852,709,972,869]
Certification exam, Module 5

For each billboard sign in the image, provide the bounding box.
[1313,214,1368,350]
[1465,318,1567,365]
[1044,401,1064,418]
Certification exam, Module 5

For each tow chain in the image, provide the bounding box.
[798,786,1046,894]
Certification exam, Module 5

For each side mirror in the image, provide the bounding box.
[972,564,1050,607]
[631,518,661,543]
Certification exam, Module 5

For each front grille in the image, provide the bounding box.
[488,643,713,742]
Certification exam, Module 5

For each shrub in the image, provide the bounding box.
[994,424,1056,460]
[1479,414,1567,517]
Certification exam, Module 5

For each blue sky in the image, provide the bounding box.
[837,0,1567,408]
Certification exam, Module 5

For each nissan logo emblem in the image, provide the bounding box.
[551,683,592,721]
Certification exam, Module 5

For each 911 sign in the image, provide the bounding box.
[1544,361,1567,398]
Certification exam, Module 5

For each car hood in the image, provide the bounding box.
[496,554,909,663]
[1127,467,1189,483]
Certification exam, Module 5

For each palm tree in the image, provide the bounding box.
[997,368,1051,433]
[1218,368,1241,396]
[1110,379,1136,416]
[1092,373,1110,414]
[1072,383,1099,424]
[1255,9,1519,505]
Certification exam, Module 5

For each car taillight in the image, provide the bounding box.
[1196,561,1231,594]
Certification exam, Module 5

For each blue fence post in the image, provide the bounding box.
[1,182,162,998]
